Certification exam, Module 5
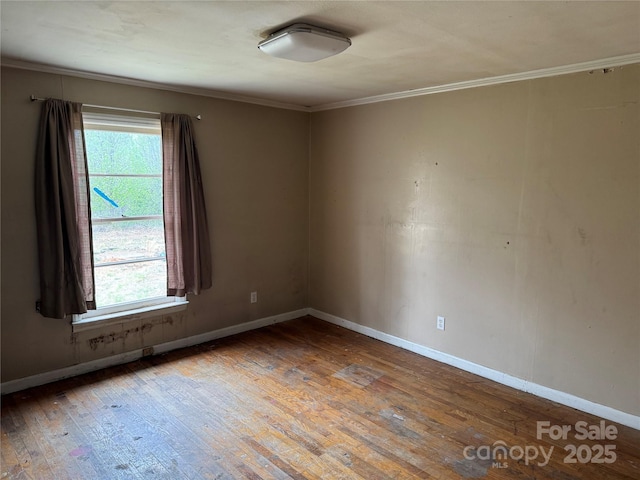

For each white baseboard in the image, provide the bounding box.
[0,308,308,395]
[3,306,638,431]
[309,308,640,431]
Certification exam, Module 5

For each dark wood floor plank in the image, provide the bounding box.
[3,395,56,479]
[3,315,639,480]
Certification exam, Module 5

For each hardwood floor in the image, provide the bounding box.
[2,316,639,479]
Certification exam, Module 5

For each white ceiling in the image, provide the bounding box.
[1,1,639,109]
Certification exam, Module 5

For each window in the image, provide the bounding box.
[35,99,209,322]
[73,113,185,327]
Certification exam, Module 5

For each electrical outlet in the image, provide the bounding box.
[437,316,445,331]
[142,347,154,357]
[250,291,258,303]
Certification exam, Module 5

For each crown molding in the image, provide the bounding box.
[3,54,639,114]
[310,53,640,111]
[0,57,311,112]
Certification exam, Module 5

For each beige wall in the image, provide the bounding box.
[309,65,640,416]
[2,64,639,418]
[1,67,309,382]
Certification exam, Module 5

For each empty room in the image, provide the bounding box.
[1,1,639,479]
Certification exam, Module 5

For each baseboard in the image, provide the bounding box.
[309,308,640,431]
[3,306,638,431]
[0,308,308,395]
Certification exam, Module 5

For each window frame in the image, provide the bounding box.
[72,111,186,330]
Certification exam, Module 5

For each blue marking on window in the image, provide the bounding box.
[93,187,119,208]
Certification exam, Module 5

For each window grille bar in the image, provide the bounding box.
[95,257,165,268]
[92,215,162,224]
[90,173,162,178]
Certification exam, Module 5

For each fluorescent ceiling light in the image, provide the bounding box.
[258,23,351,62]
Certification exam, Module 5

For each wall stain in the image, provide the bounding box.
[577,227,588,246]
[79,317,174,350]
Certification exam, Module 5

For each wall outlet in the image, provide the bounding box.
[250,291,258,303]
[437,316,445,331]
[142,347,154,357]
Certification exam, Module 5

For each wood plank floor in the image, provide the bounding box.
[2,316,639,479]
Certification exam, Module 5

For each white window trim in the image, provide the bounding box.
[73,112,183,333]
[82,111,161,134]
[72,296,188,333]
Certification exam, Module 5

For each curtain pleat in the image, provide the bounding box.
[161,113,212,296]
[35,99,95,318]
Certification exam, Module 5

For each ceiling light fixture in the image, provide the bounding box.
[258,23,351,62]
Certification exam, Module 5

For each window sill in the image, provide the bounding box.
[72,299,189,333]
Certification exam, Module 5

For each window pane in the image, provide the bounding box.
[92,219,165,265]
[94,260,167,307]
[89,176,162,218]
[85,130,161,175]
[83,121,167,310]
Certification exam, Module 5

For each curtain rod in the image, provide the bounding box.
[29,95,201,120]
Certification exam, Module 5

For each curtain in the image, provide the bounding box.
[161,113,212,296]
[35,99,95,318]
